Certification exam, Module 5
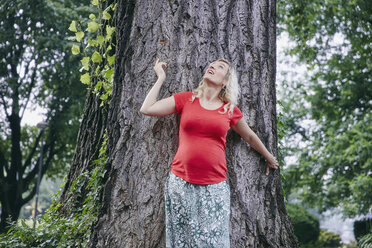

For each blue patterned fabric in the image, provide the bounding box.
[164,172,230,248]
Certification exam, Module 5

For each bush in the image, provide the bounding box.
[299,229,342,248]
[354,218,372,241]
[317,229,342,247]
[0,139,107,248]
[359,233,372,248]
[0,212,92,248]
[286,203,320,244]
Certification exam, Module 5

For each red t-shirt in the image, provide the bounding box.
[171,91,243,184]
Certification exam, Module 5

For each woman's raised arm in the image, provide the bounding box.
[140,59,177,116]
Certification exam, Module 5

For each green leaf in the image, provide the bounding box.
[71,45,80,55]
[95,81,103,90]
[21,220,28,228]
[89,14,96,20]
[107,55,115,65]
[87,39,98,47]
[107,86,112,95]
[80,57,90,71]
[102,10,111,20]
[87,21,99,33]
[105,26,115,40]
[91,52,102,63]
[100,93,108,101]
[97,36,104,46]
[80,73,90,85]
[91,0,99,6]
[68,21,77,32]
[75,32,84,42]
[95,65,101,75]
[103,69,114,81]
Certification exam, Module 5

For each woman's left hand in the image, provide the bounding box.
[265,154,279,175]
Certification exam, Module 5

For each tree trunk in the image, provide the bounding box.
[82,0,297,247]
[59,92,107,213]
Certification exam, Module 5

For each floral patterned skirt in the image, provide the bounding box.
[164,172,230,248]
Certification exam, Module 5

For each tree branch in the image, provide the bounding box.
[22,131,43,173]
[21,181,37,206]
[43,142,58,174]
[20,66,38,120]
[0,149,8,179]
[0,93,10,119]
[19,51,35,83]
[22,151,45,191]
[22,138,56,192]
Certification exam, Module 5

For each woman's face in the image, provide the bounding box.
[203,60,229,86]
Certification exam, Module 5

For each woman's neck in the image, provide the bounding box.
[201,84,222,103]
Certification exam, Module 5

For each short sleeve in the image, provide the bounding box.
[230,106,243,126]
[173,91,193,114]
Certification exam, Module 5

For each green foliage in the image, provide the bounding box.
[317,229,342,248]
[0,0,116,240]
[0,135,108,247]
[359,233,372,248]
[0,0,92,177]
[277,0,372,216]
[286,203,320,244]
[300,229,342,248]
[294,114,372,216]
[20,178,63,219]
[68,0,117,106]
[277,100,291,197]
[354,218,372,241]
[0,0,92,231]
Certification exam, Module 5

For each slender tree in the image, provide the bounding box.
[61,0,298,246]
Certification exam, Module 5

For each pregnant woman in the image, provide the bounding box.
[140,58,279,247]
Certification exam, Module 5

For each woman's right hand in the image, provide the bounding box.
[140,59,175,116]
[154,59,167,80]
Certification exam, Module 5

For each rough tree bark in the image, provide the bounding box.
[63,0,298,247]
[59,92,107,212]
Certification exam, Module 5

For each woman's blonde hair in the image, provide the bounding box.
[192,58,240,115]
